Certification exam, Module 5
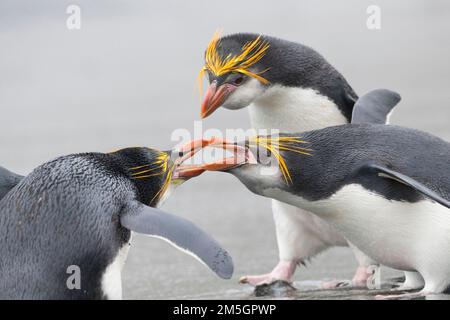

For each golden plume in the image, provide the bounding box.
[248,136,313,185]
[198,31,270,96]
[129,152,173,204]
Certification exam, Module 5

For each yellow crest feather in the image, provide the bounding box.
[129,152,173,204]
[198,31,270,97]
[249,136,313,185]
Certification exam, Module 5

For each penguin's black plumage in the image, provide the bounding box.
[273,124,450,204]
[0,147,233,299]
[214,122,449,207]
[0,166,23,200]
[218,33,358,119]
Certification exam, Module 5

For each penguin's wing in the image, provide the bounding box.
[361,164,450,209]
[120,201,233,279]
[0,166,24,201]
[352,89,401,124]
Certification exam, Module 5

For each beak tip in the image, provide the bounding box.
[200,103,213,119]
[200,82,232,120]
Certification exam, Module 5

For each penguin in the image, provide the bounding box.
[0,143,233,299]
[0,166,23,201]
[198,31,390,287]
[186,91,450,299]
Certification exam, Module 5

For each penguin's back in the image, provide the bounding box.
[0,153,133,299]
[286,124,450,202]
[218,33,358,118]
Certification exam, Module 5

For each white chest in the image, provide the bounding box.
[248,86,348,133]
[101,238,132,300]
[263,184,450,272]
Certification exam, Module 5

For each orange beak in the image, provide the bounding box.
[173,137,255,179]
[171,138,214,179]
[200,82,237,119]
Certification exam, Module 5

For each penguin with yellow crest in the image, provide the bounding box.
[184,89,450,299]
[0,143,234,299]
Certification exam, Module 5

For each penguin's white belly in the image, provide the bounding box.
[248,86,348,132]
[264,184,450,272]
[101,238,132,300]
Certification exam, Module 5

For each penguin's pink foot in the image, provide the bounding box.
[352,265,377,287]
[239,261,297,286]
[321,266,376,289]
[239,274,274,286]
[375,290,427,300]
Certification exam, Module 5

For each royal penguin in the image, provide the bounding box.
[189,89,450,299]
[0,144,233,299]
[197,31,382,287]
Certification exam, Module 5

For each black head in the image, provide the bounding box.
[199,32,357,120]
[110,148,175,206]
[111,145,208,206]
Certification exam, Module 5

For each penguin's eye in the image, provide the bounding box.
[233,76,244,86]
[256,146,272,165]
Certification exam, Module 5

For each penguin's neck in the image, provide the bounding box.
[248,85,349,133]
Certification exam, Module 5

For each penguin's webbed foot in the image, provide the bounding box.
[239,273,275,286]
[239,260,297,286]
[321,265,376,289]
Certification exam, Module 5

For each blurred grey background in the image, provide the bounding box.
[1,0,449,299]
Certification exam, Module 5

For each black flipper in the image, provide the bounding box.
[352,89,401,124]
[120,200,233,279]
[0,166,24,201]
[362,163,450,209]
